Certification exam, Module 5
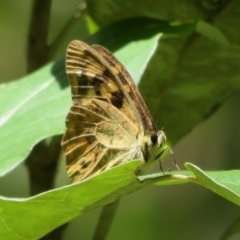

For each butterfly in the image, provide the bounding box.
[61,40,168,183]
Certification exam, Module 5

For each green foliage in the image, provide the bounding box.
[0,30,162,177]
[0,61,68,176]
[1,160,240,239]
[0,161,141,240]
[0,1,240,240]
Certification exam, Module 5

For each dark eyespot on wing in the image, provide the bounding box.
[110,90,124,108]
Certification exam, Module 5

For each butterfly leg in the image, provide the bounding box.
[160,145,181,172]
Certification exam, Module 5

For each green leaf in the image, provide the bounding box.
[87,17,197,83]
[87,1,240,145]
[0,61,69,175]
[0,160,192,239]
[87,17,197,50]
[87,0,202,26]
[0,17,196,177]
[0,161,139,240]
[0,22,166,176]
[185,163,240,206]
[1,160,240,239]
[114,33,160,85]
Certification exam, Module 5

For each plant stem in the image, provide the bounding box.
[91,200,120,240]
[26,0,65,239]
[27,0,51,73]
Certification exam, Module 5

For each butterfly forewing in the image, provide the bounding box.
[92,44,156,133]
[61,40,152,182]
[66,41,140,126]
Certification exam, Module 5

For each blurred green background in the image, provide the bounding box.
[1,1,240,239]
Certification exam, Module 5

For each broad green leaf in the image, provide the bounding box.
[1,160,240,239]
[0,161,140,240]
[0,161,179,239]
[114,34,161,85]
[0,18,196,176]
[185,163,240,206]
[0,32,159,176]
[0,160,191,239]
[87,17,197,49]
[87,0,203,26]
[88,17,197,83]
[88,1,240,145]
[0,60,68,176]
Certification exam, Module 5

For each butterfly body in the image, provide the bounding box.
[61,40,166,182]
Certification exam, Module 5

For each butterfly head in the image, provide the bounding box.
[137,130,167,174]
[149,130,167,161]
[150,130,167,148]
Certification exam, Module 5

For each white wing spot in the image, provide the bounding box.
[76,70,83,77]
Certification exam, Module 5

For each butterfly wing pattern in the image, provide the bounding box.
[61,40,167,183]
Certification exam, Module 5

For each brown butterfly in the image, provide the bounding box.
[61,40,168,183]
